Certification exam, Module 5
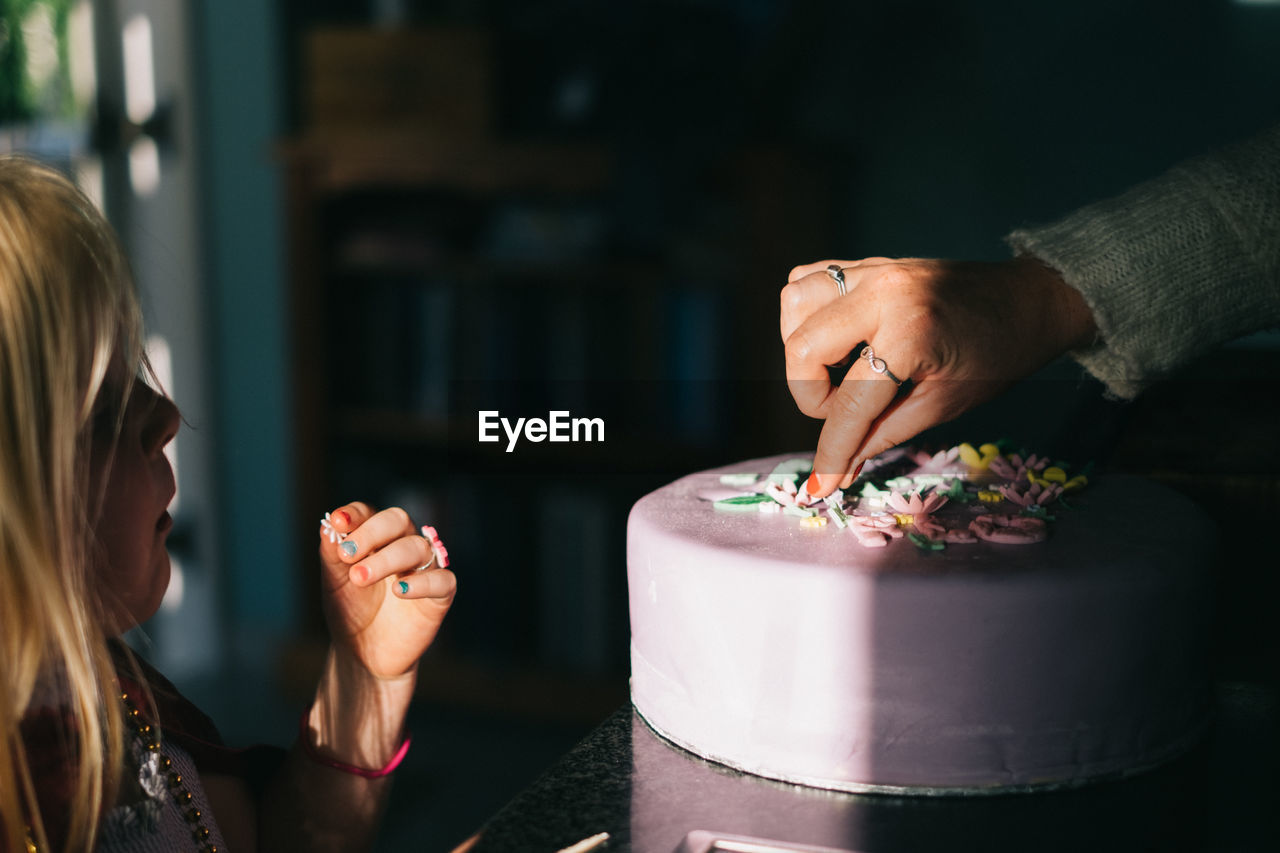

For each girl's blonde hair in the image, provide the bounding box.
[0,156,146,852]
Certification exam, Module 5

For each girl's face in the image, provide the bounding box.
[88,368,180,633]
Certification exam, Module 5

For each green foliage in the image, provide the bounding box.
[0,0,77,124]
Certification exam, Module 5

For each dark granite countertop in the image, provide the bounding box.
[467,682,1278,853]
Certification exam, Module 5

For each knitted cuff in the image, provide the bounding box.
[1007,126,1280,399]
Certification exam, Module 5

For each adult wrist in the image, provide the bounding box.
[1011,254,1098,354]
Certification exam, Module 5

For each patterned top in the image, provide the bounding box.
[19,643,286,851]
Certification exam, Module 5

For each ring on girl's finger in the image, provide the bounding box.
[413,553,437,573]
[825,264,848,296]
[859,345,904,386]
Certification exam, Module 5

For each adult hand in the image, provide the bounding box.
[318,503,455,680]
[780,256,1096,497]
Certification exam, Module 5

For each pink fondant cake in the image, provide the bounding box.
[627,445,1215,793]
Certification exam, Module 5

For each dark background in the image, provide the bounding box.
[192,1,1280,849]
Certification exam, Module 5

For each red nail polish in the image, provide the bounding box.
[351,565,367,584]
[335,510,351,526]
[853,461,865,478]
[806,472,821,494]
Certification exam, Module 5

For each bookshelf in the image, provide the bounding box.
[280,26,832,718]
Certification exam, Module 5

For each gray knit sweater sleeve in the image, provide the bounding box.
[1006,124,1280,399]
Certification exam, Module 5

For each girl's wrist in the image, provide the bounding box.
[299,708,411,778]
[305,646,417,770]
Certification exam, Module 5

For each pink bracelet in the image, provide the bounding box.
[298,710,412,778]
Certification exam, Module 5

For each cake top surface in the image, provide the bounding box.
[630,443,1213,580]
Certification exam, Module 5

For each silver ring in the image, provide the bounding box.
[414,553,437,573]
[826,264,848,296]
[859,345,903,386]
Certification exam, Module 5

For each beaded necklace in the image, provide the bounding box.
[120,691,219,853]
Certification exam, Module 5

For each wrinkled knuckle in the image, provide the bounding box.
[829,390,866,423]
[896,307,947,374]
[386,506,412,529]
[875,265,917,290]
[779,282,806,316]
[784,329,816,364]
[788,264,812,281]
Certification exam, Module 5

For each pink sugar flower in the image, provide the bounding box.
[764,481,799,507]
[883,489,975,544]
[988,452,1048,483]
[912,446,961,468]
[848,513,904,548]
[969,513,1048,544]
[884,490,949,517]
[996,479,1063,509]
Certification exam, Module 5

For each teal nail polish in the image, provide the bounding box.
[398,580,409,594]
[340,540,357,558]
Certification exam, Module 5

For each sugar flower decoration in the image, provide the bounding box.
[848,513,904,548]
[1027,466,1088,492]
[969,513,1048,544]
[884,489,974,543]
[885,490,949,517]
[958,442,1002,471]
[996,479,1064,509]
[912,446,961,468]
[989,451,1049,483]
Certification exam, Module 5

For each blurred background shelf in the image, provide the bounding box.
[278,23,833,723]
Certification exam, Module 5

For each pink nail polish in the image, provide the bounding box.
[351,565,368,584]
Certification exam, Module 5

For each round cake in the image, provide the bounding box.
[627,445,1215,794]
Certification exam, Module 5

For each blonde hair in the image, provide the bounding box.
[0,156,146,852]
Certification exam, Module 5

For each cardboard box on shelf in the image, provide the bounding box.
[304,27,492,137]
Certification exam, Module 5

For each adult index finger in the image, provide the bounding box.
[809,365,907,497]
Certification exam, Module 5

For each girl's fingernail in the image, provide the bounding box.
[335,510,351,526]
[806,472,822,494]
[853,460,865,478]
[398,580,410,595]
[340,540,357,558]
[352,565,368,583]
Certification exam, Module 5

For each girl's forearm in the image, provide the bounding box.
[259,645,417,852]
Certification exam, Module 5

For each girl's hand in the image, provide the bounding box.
[780,256,1096,497]
[317,503,455,680]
